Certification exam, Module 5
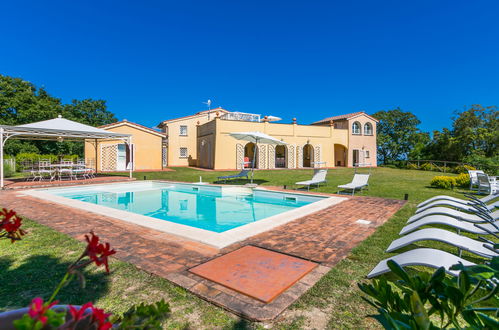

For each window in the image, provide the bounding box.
[352,122,361,135]
[365,150,370,158]
[179,147,188,158]
[364,122,373,135]
[179,125,188,136]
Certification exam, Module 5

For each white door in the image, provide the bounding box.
[117,144,127,171]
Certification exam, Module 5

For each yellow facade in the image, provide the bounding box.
[157,108,228,167]
[84,121,165,171]
[196,113,377,170]
[86,110,377,171]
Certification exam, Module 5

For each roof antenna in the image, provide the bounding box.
[203,99,212,119]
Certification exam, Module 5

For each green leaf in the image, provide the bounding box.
[387,260,411,284]
[461,309,482,328]
[429,267,445,285]
[458,269,471,296]
[409,291,431,330]
[475,312,499,327]
[444,286,464,307]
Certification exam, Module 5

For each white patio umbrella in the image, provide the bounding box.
[229,132,287,183]
[266,115,282,122]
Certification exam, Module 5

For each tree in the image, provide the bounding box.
[0,74,118,156]
[63,99,117,127]
[407,131,430,160]
[0,75,62,125]
[452,104,498,158]
[422,105,499,162]
[372,108,422,164]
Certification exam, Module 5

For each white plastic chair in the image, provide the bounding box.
[468,170,484,191]
[477,173,498,195]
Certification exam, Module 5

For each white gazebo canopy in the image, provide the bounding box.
[0,115,133,188]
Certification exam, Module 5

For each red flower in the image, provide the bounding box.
[84,232,116,273]
[0,208,26,242]
[27,297,57,325]
[90,306,113,330]
[69,302,94,321]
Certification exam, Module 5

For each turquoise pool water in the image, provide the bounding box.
[45,182,322,233]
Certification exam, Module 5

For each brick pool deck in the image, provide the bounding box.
[0,185,405,321]
[3,176,134,189]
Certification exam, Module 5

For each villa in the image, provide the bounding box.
[84,108,378,171]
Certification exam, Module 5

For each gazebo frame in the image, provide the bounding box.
[0,124,132,189]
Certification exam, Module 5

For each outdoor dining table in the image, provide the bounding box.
[42,164,86,181]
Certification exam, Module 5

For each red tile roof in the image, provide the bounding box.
[312,111,378,124]
[158,107,229,126]
[99,120,166,137]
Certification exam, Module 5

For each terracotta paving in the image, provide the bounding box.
[3,176,134,190]
[0,186,405,321]
[190,246,318,303]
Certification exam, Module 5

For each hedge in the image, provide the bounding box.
[430,173,470,190]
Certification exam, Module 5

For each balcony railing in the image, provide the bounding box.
[220,112,261,122]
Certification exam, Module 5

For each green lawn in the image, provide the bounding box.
[0,167,490,329]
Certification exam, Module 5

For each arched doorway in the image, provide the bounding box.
[334,144,347,167]
[303,144,314,167]
[275,145,286,168]
[244,142,257,168]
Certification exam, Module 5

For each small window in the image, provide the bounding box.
[352,122,361,135]
[179,125,188,136]
[365,150,370,158]
[179,147,188,158]
[364,122,373,135]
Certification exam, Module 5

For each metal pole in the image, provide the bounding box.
[128,136,133,179]
[0,128,4,189]
[251,139,258,184]
[94,139,98,173]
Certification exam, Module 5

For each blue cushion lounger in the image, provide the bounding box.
[217,169,251,183]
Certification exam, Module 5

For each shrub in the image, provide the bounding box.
[3,160,15,178]
[358,258,499,328]
[430,175,456,189]
[15,153,79,166]
[406,163,419,170]
[455,173,470,188]
[453,164,476,174]
[420,162,436,171]
[465,154,499,176]
[440,166,452,173]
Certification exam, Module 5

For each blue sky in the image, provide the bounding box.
[1,0,498,132]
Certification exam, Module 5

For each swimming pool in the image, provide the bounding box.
[25,181,346,248]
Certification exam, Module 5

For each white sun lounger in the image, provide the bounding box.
[337,174,370,195]
[296,169,328,191]
[217,169,250,183]
[417,193,497,209]
[387,228,498,258]
[416,200,498,214]
[400,215,499,235]
[367,248,476,278]
[408,208,498,224]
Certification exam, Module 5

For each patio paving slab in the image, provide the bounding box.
[0,186,405,321]
[190,246,318,303]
